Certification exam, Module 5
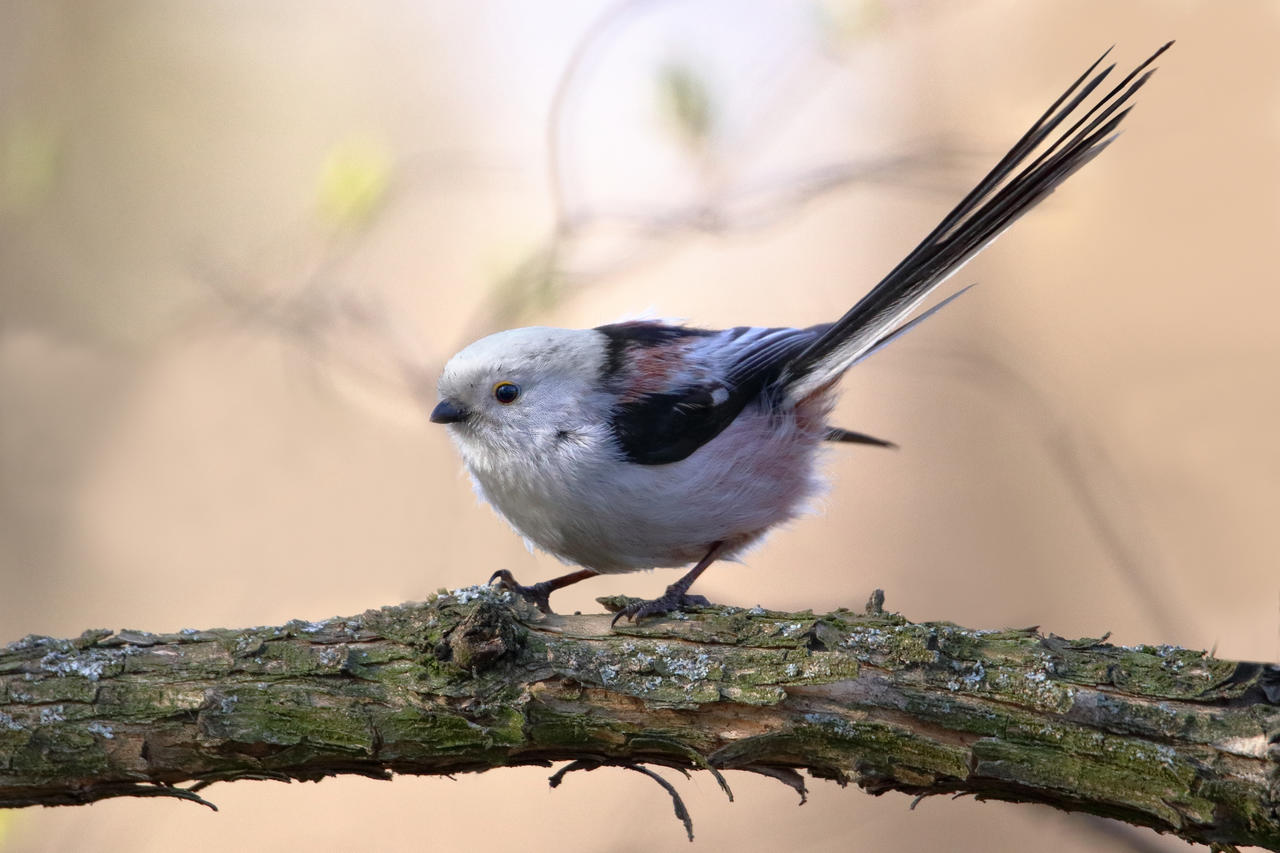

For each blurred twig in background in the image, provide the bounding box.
[194,0,970,394]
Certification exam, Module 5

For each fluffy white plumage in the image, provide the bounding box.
[438,326,831,573]
[431,45,1170,620]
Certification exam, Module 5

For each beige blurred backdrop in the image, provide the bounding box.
[2,1,1277,851]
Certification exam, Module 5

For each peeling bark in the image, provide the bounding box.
[1,589,1277,849]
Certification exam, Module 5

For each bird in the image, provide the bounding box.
[430,43,1172,624]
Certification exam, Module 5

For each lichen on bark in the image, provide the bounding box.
[1,588,1277,849]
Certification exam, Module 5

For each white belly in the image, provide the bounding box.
[456,406,829,573]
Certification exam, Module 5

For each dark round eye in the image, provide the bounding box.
[493,381,520,404]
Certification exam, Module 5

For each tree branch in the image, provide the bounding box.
[1,589,1276,849]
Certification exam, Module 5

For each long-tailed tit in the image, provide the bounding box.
[431,44,1171,623]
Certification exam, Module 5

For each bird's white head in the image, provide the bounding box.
[432,326,609,459]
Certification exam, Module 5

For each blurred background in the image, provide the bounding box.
[1,1,1277,850]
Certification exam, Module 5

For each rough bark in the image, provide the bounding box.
[1,588,1277,849]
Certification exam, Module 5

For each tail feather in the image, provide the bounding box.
[825,427,897,449]
[852,284,977,367]
[779,43,1172,402]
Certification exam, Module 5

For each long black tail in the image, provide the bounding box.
[780,42,1172,401]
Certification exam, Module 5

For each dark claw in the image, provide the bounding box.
[611,588,711,626]
[489,570,555,614]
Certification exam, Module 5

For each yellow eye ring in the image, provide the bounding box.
[493,381,521,404]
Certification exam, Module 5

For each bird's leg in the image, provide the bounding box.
[612,541,725,626]
[489,568,598,615]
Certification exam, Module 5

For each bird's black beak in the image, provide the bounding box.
[430,399,470,424]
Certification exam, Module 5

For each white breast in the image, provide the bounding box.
[455,399,831,573]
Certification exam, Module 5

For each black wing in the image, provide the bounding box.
[597,322,824,465]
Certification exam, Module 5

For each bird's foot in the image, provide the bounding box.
[610,587,712,626]
[489,570,555,614]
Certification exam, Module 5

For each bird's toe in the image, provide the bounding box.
[488,570,555,614]
[611,590,711,626]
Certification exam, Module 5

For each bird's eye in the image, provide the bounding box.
[493,381,521,404]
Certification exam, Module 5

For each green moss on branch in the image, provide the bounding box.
[1,590,1276,849]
